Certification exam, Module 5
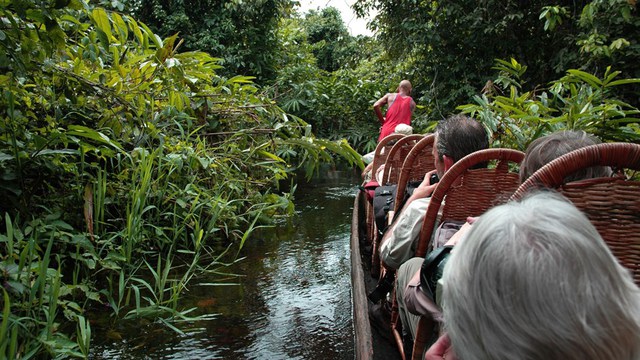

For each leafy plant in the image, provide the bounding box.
[459,58,640,150]
[0,0,362,357]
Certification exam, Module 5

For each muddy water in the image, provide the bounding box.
[91,167,362,359]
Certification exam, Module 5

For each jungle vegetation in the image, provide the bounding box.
[0,0,638,358]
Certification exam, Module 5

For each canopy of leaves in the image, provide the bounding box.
[301,7,357,72]
[354,0,639,119]
[268,11,393,152]
[0,0,362,357]
[122,0,297,81]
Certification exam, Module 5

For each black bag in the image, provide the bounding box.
[419,245,453,305]
[372,181,422,235]
[372,185,397,234]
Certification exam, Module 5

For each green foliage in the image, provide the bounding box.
[355,0,639,120]
[124,0,297,81]
[0,0,362,357]
[269,14,419,154]
[301,7,357,72]
[576,0,640,105]
[459,59,640,150]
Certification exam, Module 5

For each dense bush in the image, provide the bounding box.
[354,0,639,119]
[0,1,360,357]
[459,59,640,150]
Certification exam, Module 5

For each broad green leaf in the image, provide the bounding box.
[140,22,162,48]
[92,8,113,41]
[67,125,124,151]
[226,75,256,84]
[36,149,79,156]
[111,12,128,44]
[257,150,285,163]
[0,151,13,162]
[607,78,640,87]
[567,69,603,88]
[127,16,145,46]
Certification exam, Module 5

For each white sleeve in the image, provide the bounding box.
[380,197,430,270]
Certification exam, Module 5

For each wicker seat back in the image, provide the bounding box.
[371,134,405,181]
[393,134,436,214]
[365,134,406,248]
[415,148,525,257]
[381,134,425,186]
[511,142,640,285]
[405,148,524,360]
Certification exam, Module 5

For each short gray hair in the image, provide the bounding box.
[442,192,640,360]
[435,114,489,166]
[520,130,611,183]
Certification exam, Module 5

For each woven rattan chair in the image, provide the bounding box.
[511,142,640,285]
[370,134,425,277]
[381,134,425,186]
[364,134,406,248]
[371,134,405,183]
[414,148,525,257]
[374,135,436,287]
[400,148,525,360]
[392,134,436,214]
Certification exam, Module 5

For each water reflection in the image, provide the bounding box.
[91,167,362,359]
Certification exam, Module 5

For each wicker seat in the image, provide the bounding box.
[400,148,525,360]
[381,134,425,186]
[370,134,425,277]
[415,148,525,257]
[364,134,407,249]
[375,135,436,276]
[371,134,405,183]
[392,134,436,214]
[510,142,640,285]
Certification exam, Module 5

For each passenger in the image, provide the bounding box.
[426,192,640,360]
[518,129,612,183]
[366,115,487,315]
[374,80,416,143]
[398,130,612,357]
[378,115,488,271]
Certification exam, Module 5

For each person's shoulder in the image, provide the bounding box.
[406,197,430,211]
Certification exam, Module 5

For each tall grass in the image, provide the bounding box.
[123,149,156,263]
[0,215,87,358]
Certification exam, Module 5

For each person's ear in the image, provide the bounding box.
[443,154,455,172]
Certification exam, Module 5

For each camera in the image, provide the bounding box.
[429,173,439,185]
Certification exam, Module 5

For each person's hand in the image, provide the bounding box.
[410,170,438,200]
[444,216,478,246]
[425,334,457,360]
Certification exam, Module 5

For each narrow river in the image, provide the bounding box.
[91,167,362,359]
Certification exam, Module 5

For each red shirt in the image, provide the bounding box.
[378,95,413,142]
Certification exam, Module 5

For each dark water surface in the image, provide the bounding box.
[91,168,362,359]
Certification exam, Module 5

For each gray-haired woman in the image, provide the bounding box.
[429,192,640,360]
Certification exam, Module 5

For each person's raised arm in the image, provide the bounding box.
[373,93,389,124]
[380,170,438,248]
[405,170,438,206]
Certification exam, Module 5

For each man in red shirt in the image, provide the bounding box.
[374,80,417,142]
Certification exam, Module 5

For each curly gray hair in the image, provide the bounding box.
[442,192,640,360]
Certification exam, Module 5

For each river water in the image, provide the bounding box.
[91,167,362,359]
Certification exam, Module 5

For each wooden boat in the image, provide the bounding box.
[350,189,401,360]
[350,146,525,360]
[351,133,435,360]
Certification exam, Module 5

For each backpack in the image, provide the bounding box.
[419,245,452,306]
[372,180,421,235]
[419,221,464,305]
